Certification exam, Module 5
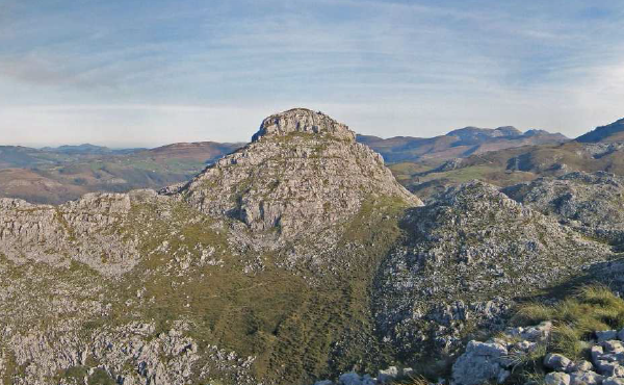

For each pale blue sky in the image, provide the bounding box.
[1,0,624,147]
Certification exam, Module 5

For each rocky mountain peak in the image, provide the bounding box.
[251,108,356,143]
[179,109,421,242]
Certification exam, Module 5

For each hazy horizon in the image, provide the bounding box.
[2,0,624,147]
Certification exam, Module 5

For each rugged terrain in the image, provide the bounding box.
[0,109,622,385]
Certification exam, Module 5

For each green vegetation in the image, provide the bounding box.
[507,285,624,381]
[84,195,412,384]
[88,368,116,385]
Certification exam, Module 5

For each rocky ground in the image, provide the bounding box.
[0,109,623,385]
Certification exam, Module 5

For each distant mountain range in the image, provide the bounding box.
[40,143,143,155]
[389,117,624,200]
[0,141,243,204]
[358,126,568,163]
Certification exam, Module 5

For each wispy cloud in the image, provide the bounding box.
[1,0,624,145]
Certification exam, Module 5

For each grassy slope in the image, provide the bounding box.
[18,195,411,384]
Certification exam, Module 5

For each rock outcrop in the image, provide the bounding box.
[503,172,624,249]
[373,181,612,360]
[175,108,421,243]
[1,110,623,385]
[453,324,624,385]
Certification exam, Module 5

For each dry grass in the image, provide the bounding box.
[513,285,624,361]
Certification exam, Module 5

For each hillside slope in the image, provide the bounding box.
[577,117,624,143]
[0,109,617,385]
[392,119,624,200]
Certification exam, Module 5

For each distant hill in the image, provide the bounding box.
[357,126,568,163]
[576,117,624,143]
[389,119,624,200]
[0,141,244,204]
[41,143,122,155]
[144,141,243,161]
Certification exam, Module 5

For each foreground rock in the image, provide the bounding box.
[452,322,552,385]
[452,323,624,385]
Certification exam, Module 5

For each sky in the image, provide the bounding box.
[1,0,624,148]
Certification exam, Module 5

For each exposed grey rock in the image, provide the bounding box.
[570,371,604,385]
[546,372,571,385]
[604,378,624,385]
[602,340,624,354]
[451,340,509,385]
[545,353,573,372]
[377,366,400,383]
[177,108,421,246]
[596,362,624,378]
[374,181,611,358]
[503,172,624,248]
[0,109,423,385]
[573,361,595,372]
[597,331,620,343]
[593,346,606,364]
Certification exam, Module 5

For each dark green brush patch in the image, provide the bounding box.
[88,368,116,385]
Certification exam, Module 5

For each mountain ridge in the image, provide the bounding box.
[576,117,624,143]
[357,125,568,163]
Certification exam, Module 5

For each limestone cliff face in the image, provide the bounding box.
[0,192,144,274]
[177,108,422,240]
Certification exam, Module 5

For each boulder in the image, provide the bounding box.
[544,353,573,372]
[451,341,508,385]
[466,341,508,358]
[571,361,594,373]
[593,346,606,364]
[377,367,400,383]
[546,372,571,385]
[570,371,604,385]
[604,378,624,385]
[596,362,624,377]
[603,341,624,354]
[523,322,553,342]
